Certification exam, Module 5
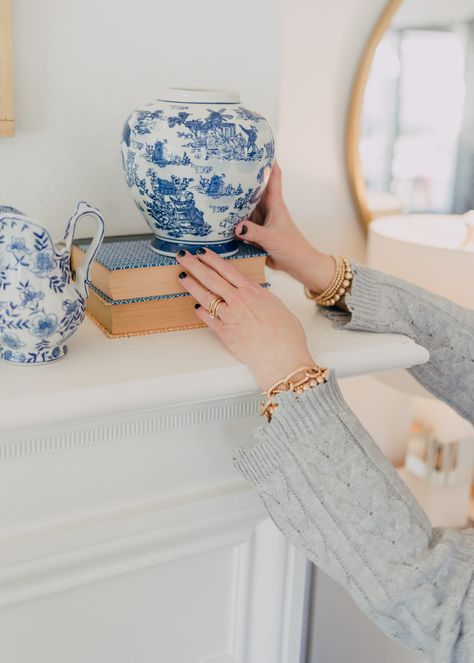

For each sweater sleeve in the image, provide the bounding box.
[233,375,474,661]
[322,262,474,425]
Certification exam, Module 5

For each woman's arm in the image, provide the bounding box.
[173,241,474,660]
[322,263,474,425]
[233,375,474,661]
[230,164,474,423]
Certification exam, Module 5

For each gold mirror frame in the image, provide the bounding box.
[346,0,404,230]
[0,0,14,137]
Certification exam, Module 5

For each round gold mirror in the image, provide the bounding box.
[347,0,474,230]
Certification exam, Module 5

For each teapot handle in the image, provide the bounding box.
[64,201,105,298]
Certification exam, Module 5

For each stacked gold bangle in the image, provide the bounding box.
[260,365,329,422]
[304,256,353,307]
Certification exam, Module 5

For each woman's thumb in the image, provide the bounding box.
[235,220,268,247]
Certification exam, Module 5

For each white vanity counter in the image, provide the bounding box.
[0,268,429,663]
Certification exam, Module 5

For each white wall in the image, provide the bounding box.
[276,0,389,259]
[1,0,283,240]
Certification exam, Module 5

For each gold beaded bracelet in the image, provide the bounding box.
[260,365,329,422]
[304,256,353,307]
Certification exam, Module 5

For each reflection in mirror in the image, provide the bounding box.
[360,0,474,217]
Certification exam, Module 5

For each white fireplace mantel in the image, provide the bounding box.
[0,270,428,436]
[0,270,429,663]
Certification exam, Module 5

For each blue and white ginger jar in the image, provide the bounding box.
[0,202,105,365]
[121,88,275,256]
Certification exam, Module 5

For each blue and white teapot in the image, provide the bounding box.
[0,202,105,365]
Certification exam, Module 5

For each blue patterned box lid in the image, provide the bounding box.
[76,234,267,272]
[91,281,270,305]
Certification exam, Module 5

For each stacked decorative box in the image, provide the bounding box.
[71,234,268,337]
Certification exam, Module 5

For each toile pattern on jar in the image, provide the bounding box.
[121,88,275,257]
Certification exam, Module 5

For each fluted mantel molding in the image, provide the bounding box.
[0,394,261,462]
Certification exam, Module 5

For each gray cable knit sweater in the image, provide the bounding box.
[233,263,474,662]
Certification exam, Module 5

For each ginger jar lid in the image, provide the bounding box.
[156,87,240,104]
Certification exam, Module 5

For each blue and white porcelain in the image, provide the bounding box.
[0,202,105,365]
[121,88,275,256]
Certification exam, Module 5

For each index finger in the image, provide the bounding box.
[195,248,252,289]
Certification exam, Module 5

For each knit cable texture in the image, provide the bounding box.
[233,263,474,662]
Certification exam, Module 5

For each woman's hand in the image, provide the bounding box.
[176,248,315,392]
[235,162,335,295]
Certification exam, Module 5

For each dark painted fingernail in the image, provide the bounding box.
[194,303,201,309]
[239,225,248,235]
[177,249,186,257]
[196,247,206,255]
[178,271,187,279]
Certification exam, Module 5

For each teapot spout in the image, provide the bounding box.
[62,202,105,298]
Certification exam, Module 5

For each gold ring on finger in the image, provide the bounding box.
[213,299,226,319]
[208,295,225,319]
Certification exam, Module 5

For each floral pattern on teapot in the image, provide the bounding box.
[0,203,105,365]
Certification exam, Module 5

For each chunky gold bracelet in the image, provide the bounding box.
[304,256,353,307]
[260,365,329,422]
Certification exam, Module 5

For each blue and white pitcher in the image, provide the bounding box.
[0,202,105,365]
